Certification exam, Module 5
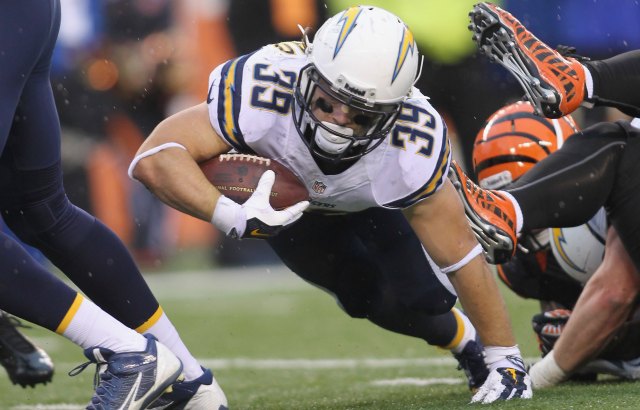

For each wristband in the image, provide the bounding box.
[128,142,187,179]
[211,195,246,237]
[441,244,482,273]
[485,345,525,372]
[529,350,568,388]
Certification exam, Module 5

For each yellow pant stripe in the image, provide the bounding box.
[55,293,84,334]
[442,307,465,350]
[135,306,164,333]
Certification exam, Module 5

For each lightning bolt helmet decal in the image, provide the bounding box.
[333,6,363,59]
[392,25,416,84]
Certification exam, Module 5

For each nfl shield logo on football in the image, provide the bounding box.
[312,180,327,194]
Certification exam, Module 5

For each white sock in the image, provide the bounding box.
[139,308,204,381]
[582,63,594,99]
[58,294,147,353]
[448,307,477,354]
[499,190,523,234]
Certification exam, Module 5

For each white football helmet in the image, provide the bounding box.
[293,5,421,162]
[549,208,606,285]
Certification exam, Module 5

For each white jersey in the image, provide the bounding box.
[206,42,451,214]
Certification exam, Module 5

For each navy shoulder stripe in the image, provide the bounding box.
[216,53,256,154]
[385,123,451,208]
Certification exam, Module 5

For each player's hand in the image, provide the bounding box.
[211,170,309,239]
[532,309,571,356]
[471,367,532,404]
[239,170,309,238]
[473,346,532,404]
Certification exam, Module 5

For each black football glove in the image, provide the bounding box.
[532,309,571,356]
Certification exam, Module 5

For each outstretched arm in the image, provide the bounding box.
[130,102,231,221]
[404,179,515,347]
[530,225,640,387]
[405,179,531,402]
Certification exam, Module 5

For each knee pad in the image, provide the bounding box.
[1,164,91,248]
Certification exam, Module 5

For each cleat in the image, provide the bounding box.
[0,311,54,387]
[72,334,183,410]
[468,2,586,118]
[454,338,490,392]
[579,357,640,380]
[148,367,228,410]
[448,161,518,264]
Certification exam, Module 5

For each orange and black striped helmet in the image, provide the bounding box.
[472,101,579,189]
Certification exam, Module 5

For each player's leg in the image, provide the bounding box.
[468,2,586,118]
[508,121,627,229]
[0,230,182,408]
[468,3,640,118]
[0,0,224,407]
[604,122,640,271]
[584,51,640,116]
[268,209,489,390]
[450,121,632,264]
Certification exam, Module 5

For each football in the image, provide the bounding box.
[200,154,309,210]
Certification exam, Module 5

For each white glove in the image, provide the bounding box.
[471,346,533,404]
[211,170,309,239]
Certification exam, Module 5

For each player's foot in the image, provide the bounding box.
[579,357,640,380]
[148,367,228,410]
[468,2,586,118]
[0,311,54,387]
[454,338,490,392]
[77,335,183,410]
[448,161,519,264]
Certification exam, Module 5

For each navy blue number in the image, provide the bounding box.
[251,86,293,114]
[251,64,297,114]
[391,103,436,157]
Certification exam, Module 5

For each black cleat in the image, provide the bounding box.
[0,311,54,387]
[454,338,490,392]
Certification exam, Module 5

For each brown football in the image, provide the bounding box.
[200,154,309,210]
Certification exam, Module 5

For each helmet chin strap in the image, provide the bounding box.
[315,121,355,154]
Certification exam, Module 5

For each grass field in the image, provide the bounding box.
[2,265,639,409]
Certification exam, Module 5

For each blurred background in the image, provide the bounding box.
[10,0,640,272]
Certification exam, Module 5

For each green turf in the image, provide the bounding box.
[1,267,638,409]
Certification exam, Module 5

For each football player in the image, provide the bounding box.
[451,2,640,389]
[472,101,640,382]
[130,5,533,403]
[0,2,225,408]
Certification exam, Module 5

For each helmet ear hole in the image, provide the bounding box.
[472,101,580,189]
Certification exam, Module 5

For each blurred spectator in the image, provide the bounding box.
[226,0,326,54]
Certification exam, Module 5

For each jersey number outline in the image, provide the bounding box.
[250,63,297,115]
[391,103,436,157]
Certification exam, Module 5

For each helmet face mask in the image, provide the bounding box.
[293,64,400,162]
[292,6,420,163]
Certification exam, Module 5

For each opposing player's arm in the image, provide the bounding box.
[131,102,231,221]
[403,179,516,348]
